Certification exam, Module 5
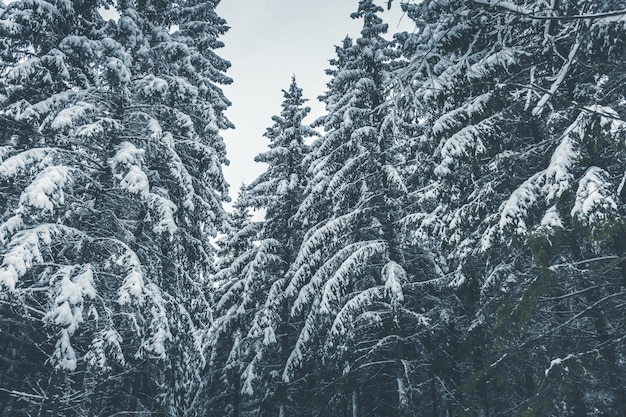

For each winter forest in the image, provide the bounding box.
[0,0,625,416]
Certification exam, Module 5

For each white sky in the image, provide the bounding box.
[215,0,413,199]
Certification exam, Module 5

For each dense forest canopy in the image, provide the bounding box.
[0,0,624,416]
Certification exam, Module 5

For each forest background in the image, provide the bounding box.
[0,1,625,417]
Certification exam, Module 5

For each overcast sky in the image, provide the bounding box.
[215,0,412,200]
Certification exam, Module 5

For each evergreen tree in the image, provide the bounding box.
[210,77,316,417]
[206,188,258,417]
[395,1,527,413]
[282,2,440,415]
[398,0,626,415]
[0,0,232,415]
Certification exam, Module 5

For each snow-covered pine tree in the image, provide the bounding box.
[394,1,526,413]
[398,0,626,415]
[205,187,259,417]
[215,188,258,279]
[110,1,233,413]
[0,0,232,415]
[0,2,143,414]
[209,77,316,417]
[239,76,319,417]
[282,2,440,415]
[486,1,626,414]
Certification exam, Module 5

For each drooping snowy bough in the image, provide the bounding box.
[0,0,232,415]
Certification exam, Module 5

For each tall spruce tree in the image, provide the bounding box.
[209,77,316,417]
[0,0,232,415]
[282,2,440,416]
[395,1,528,413]
[206,187,258,417]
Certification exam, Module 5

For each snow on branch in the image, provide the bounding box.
[0,146,13,163]
[76,117,123,138]
[214,238,282,322]
[146,193,178,235]
[383,261,406,304]
[289,211,360,277]
[0,148,54,178]
[539,205,564,231]
[532,39,580,116]
[327,286,385,343]
[19,166,72,213]
[138,283,172,359]
[111,142,180,236]
[282,304,318,383]
[45,265,96,370]
[471,0,532,16]
[581,105,626,134]
[50,101,96,130]
[86,328,126,370]
[319,240,387,315]
[139,75,169,100]
[241,353,260,396]
[544,353,577,377]
[432,93,493,137]
[434,121,491,177]
[472,0,626,23]
[290,241,375,316]
[498,106,625,241]
[0,224,86,291]
[10,91,76,124]
[115,246,146,305]
[499,114,585,237]
[541,132,579,202]
[326,155,364,199]
[383,164,407,194]
[467,48,520,81]
[158,133,197,211]
[252,299,283,348]
[498,172,543,237]
[571,167,618,227]
[111,142,149,196]
[0,215,24,245]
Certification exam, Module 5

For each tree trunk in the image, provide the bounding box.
[129,372,142,413]
[41,370,62,417]
[395,323,407,416]
[614,231,626,287]
[233,369,241,417]
[352,390,359,417]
